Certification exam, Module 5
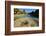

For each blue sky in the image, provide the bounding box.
[17,8,38,13]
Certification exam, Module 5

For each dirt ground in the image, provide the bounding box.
[14,17,38,27]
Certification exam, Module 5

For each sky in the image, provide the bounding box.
[17,8,38,13]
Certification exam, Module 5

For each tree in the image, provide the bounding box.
[28,9,39,18]
[14,8,19,14]
[34,9,39,18]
